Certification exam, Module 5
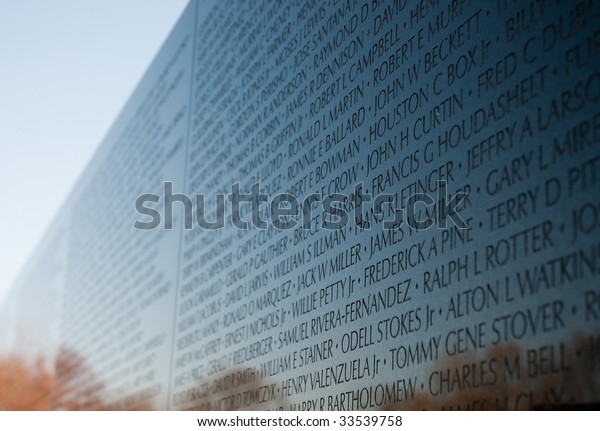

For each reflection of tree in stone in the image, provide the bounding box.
[52,346,104,410]
[176,367,284,411]
[175,334,599,411]
[52,346,153,410]
[383,333,600,410]
[0,356,52,410]
[2,334,598,410]
[0,346,152,410]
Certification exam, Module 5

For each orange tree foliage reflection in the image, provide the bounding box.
[0,356,51,410]
[0,347,152,410]
[1,334,598,410]
[382,333,600,410]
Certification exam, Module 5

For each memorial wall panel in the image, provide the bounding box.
[1,0,599,410]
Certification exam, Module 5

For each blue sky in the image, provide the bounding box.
[0,0,188,300]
